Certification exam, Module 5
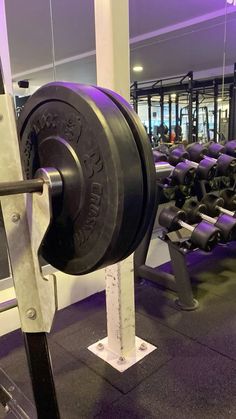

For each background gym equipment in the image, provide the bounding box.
[0,79,156,418]
[131,65,236,144]
[134,133,236,311]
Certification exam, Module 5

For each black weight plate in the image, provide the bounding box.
[95,86,156,255]
[18,82,144,275]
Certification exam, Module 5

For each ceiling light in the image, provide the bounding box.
[171,94,177,100]
[227,0,236,5]
[133,66,143,72]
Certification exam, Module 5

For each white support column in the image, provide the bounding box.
[95,0,135,359]
[94,0,130,101]
[0,0,13,94]
[105,260,135,357]
[89,0,156,371]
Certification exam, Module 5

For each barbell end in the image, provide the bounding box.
[0,168,62,198]
[0,178,44,197]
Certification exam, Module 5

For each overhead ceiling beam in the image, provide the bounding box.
[12,6,236,81]
[12,50,96,80]
[130,6,236,44]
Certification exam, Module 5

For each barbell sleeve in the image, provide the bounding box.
[0,178,44,196]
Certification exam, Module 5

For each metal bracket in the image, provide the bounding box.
[0,94,57,333]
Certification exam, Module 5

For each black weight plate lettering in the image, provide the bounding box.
[18,82,144,275]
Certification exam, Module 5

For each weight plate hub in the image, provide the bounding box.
[18,82,155,275]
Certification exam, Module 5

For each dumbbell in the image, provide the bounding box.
[158,205,221,251]
[220,189,236,211]
[155,160,195,185]
[168,146,217,180]
[187,143,236,176]
[201,193,236,220]
[207,140,236,161]
[206,140,236,159]
[182,198,236,242]
[154,161,193,202]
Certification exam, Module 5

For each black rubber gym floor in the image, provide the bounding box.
[1,243,236,418]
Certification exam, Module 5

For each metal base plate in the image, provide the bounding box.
[175,298,199,311]
[88,336,157,372]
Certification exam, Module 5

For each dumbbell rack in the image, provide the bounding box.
[134,163,198,310]
[134,158,204,310]
[134,191,198,310]
[135,142,236,310]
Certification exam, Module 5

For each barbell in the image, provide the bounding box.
[1,82,156,275]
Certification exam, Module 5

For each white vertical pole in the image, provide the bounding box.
[0,0,13,94]
[94,0,130,101]
[94,0,136,357]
